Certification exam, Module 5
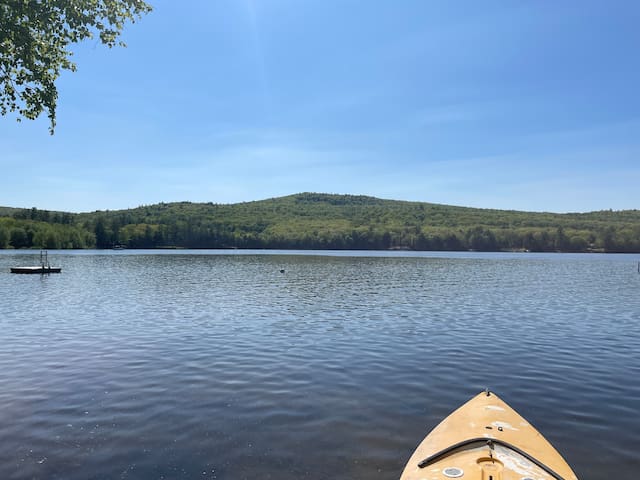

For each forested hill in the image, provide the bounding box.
[1,193,639,252]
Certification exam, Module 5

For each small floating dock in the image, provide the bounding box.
[10,250,61,274]
[11,266,62,274]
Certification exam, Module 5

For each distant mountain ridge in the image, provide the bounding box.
[1,193,639,252]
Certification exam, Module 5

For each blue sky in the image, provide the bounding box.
[1,0,639,213]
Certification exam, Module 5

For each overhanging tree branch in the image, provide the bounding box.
[0,0,152,134]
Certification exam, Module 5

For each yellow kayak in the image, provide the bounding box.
[400,390,578,480]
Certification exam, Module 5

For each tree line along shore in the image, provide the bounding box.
[1,193,639,252]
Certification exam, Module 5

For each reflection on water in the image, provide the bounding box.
[0,250,639,479]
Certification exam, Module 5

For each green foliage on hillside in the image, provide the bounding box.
[1,193,639,252]
[0,216,94,249]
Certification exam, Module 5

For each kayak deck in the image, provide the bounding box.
[400,391,578,480]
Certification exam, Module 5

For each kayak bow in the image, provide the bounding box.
[400,390,578,480]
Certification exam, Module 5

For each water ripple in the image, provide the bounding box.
[0,250,639,479]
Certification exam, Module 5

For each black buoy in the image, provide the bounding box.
[280,269,285,273]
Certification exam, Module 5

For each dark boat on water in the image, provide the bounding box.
[10,250,62,274]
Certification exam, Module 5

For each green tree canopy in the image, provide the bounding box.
[0,0,152,133]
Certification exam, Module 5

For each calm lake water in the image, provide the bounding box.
[1,250,639,480]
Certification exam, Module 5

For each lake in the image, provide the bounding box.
[1,250,639,479]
